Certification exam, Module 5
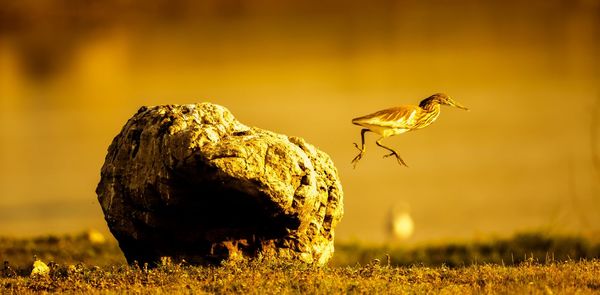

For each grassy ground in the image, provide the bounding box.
[333,232,600,267]
[1,232,599,293]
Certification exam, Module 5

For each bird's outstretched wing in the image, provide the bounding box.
[352,105,421,129]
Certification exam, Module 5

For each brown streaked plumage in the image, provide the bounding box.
[351,93,468,168]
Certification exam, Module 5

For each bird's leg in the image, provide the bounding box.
[375,138,408,167]
[353,129,369,152]
[351,129,369,168]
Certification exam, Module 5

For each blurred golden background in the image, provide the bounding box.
[1,0,599,243]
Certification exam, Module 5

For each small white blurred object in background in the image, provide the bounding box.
[386,202,415,242]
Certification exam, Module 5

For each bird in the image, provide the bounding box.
[351,93,468,168]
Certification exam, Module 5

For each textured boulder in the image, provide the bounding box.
[96,103,344,266]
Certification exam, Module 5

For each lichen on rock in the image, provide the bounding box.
[96,103,343,266]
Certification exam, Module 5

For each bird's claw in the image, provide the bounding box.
[351,150,364,169]
[351,154,362,168]
[352,143,366,168]
[384,152,408,167]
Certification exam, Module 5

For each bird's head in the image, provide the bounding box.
[427,93,469,110]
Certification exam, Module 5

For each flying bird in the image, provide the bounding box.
[351,93,468,168]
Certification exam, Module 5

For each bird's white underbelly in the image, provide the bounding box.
[364,124,409,137]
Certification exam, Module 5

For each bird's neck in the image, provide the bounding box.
[413,100,442,129]
[420,101,441,113]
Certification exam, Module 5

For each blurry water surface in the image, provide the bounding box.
[1,0,599,242]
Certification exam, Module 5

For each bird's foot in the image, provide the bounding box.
[351,150,365,169]
[351,143,366,168]
[383,152,408,167]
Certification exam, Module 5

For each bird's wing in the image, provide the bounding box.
[352,106,421,129]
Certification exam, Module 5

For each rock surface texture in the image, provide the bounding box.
[96,103,344,266]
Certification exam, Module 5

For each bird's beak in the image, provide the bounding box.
[449,98,469,111]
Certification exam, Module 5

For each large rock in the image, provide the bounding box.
[96,103,344,266]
